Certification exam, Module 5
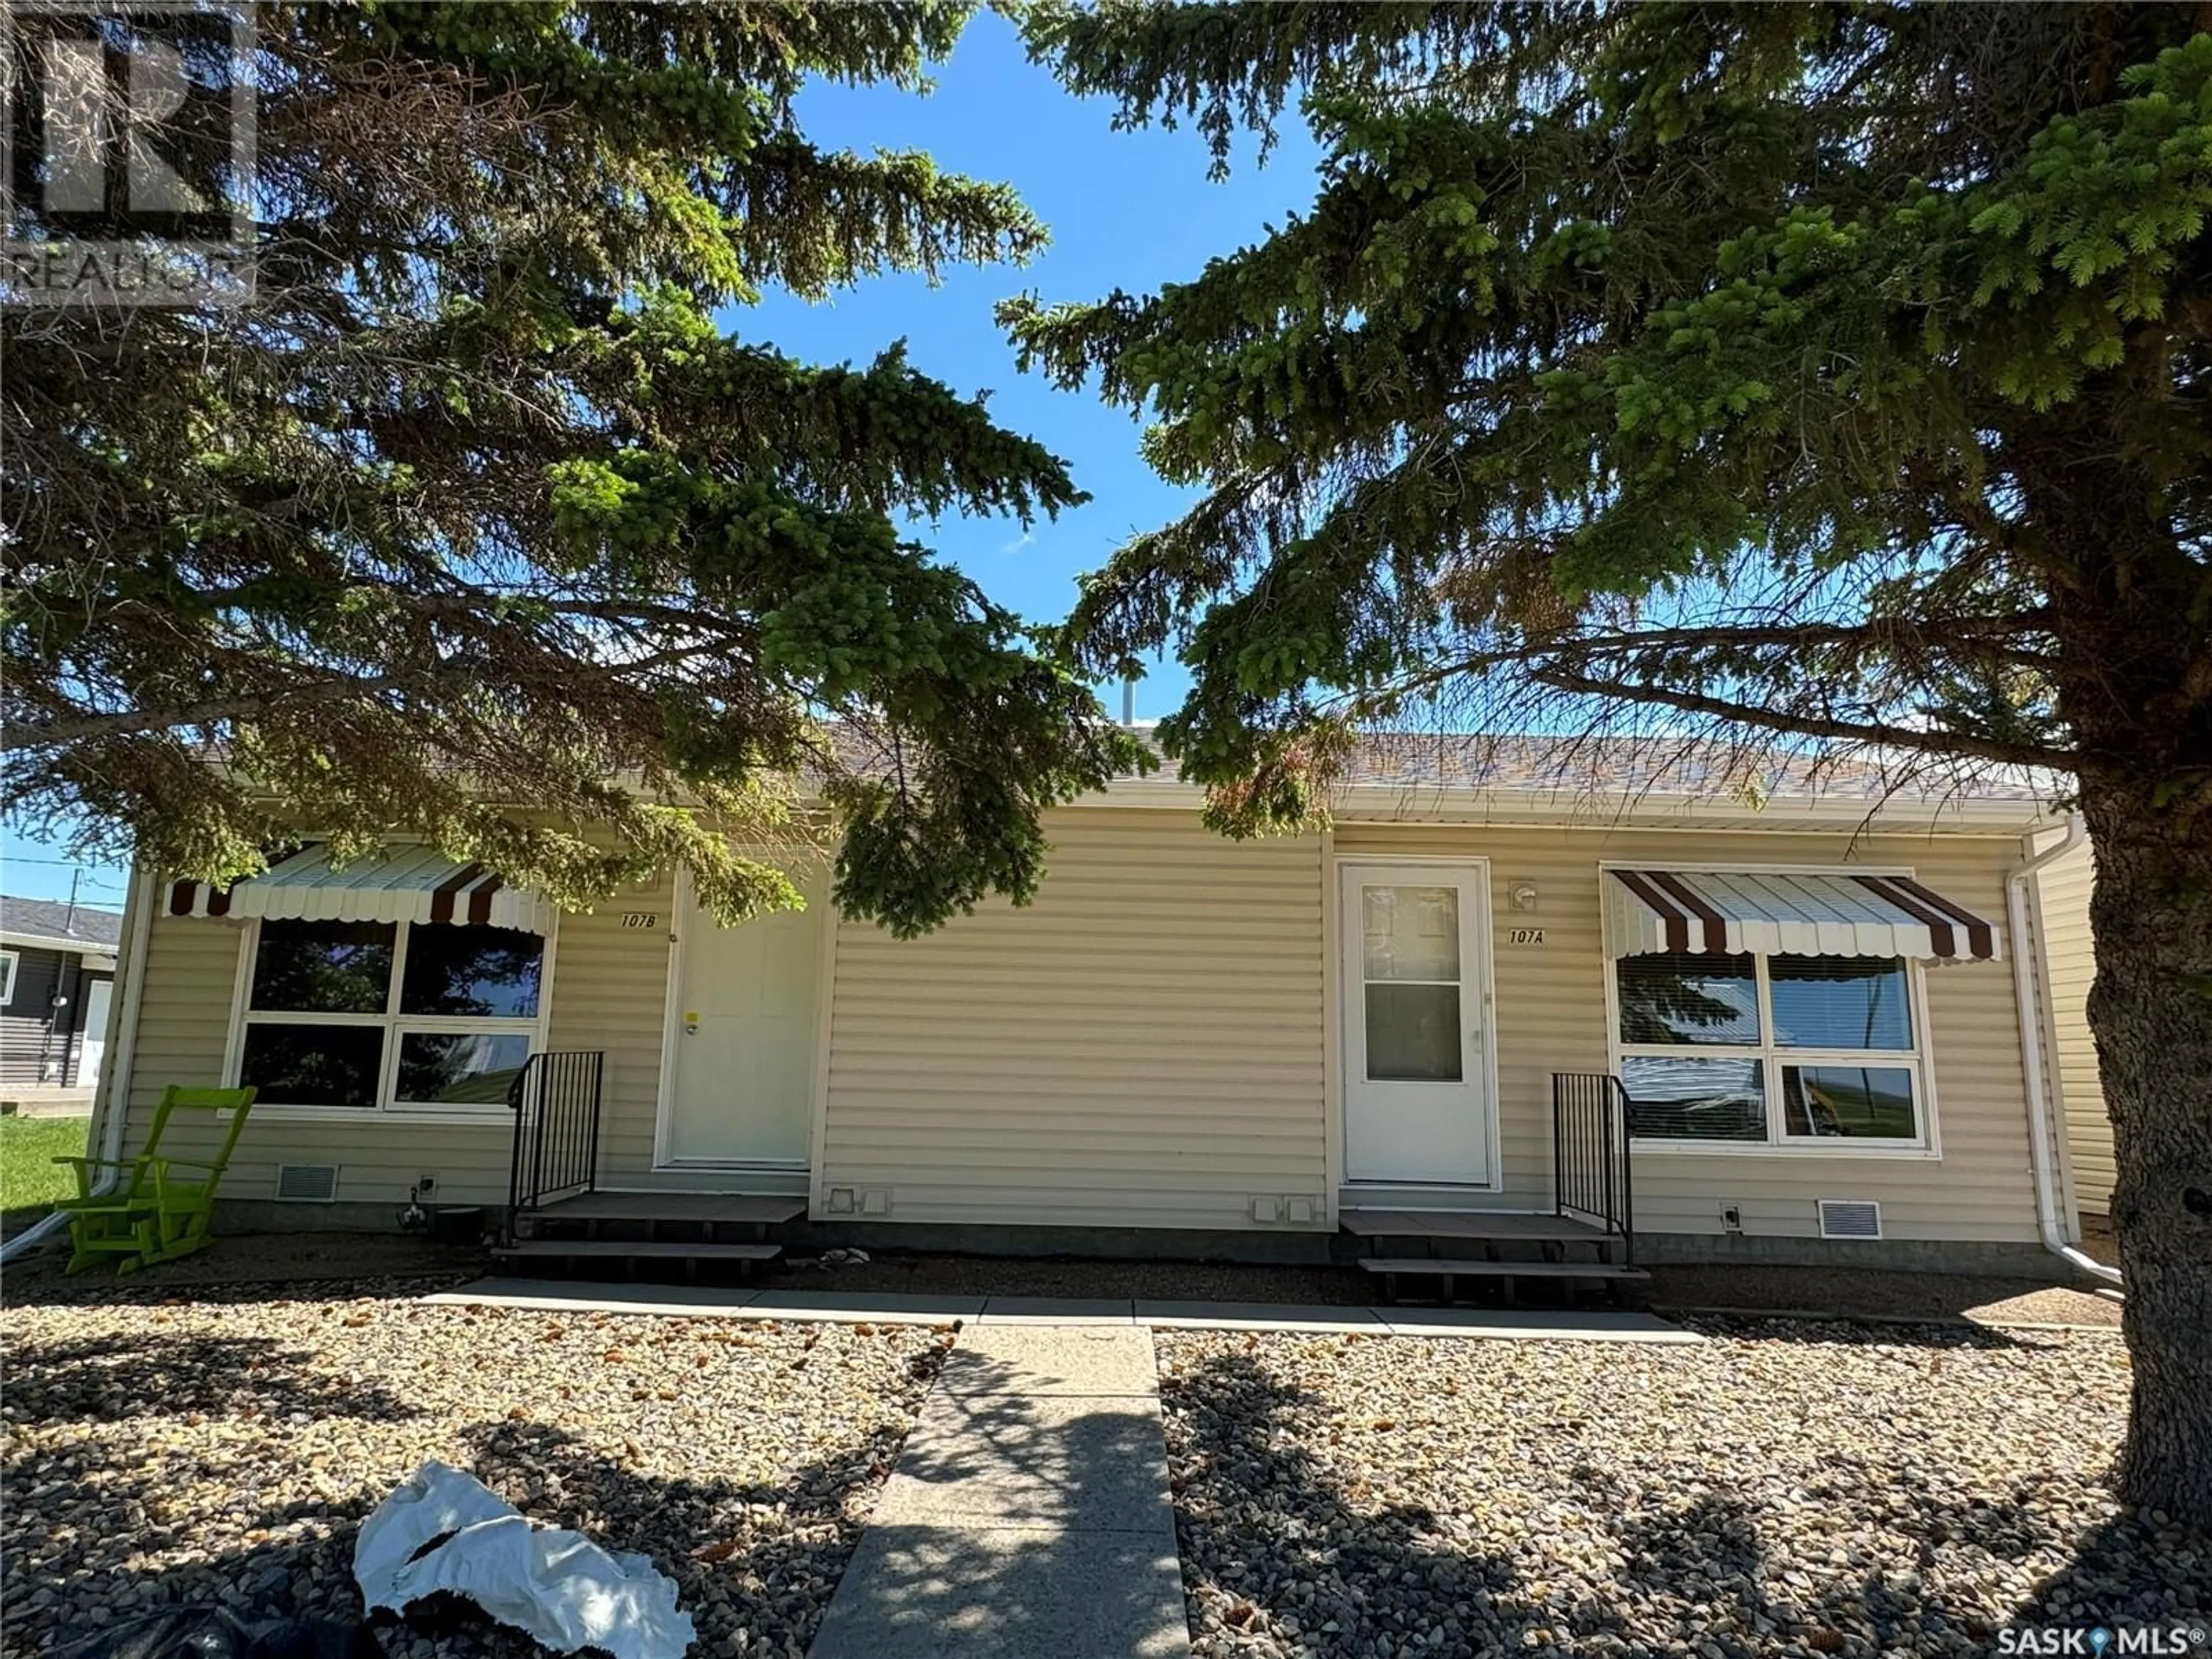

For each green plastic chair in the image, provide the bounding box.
[54,1085,258,1274]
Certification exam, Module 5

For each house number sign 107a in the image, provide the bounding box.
[620,912,660,929]
[1508,927,1546,946]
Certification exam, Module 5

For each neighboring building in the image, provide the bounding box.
[1,894,124,1102]
[80,738,2108,1273]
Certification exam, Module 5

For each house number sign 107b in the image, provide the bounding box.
[1508,928,1546,945]
[620,912,660,929]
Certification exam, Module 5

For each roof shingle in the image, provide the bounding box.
[0,895,126,950]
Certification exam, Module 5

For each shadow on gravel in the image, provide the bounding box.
[1643,1263,2116,1327]
[1164,1352,2210,1656]
[0,1271,484,1316]
[2016,1511,2212,1633]
[0,1331,422,1426]
[1681,1313,2043,1349]
[1,1232,491,1313]
[1164,1354,1535,1650]
[1573,1455,2078,1648]
[1,1326,948,1659]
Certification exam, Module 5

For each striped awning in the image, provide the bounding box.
[1604,869,1999,961]
[166,843,556,933]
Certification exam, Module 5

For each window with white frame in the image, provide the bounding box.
[1613,950,1928,1148]
[231,918,544,1112]
[0,950,16,1005]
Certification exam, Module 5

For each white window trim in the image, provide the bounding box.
[222,914,558,1125]
[1599,864,1945,1161]
[0,949,16,1006]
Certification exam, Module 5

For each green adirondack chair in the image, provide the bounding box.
[54,1085,259,1274]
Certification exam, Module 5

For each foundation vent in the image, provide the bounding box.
[1816,1199,1882,1240]
[274,1163,340,1203]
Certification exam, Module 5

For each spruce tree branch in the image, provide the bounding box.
[1528,665,2073,772]
[1358,616,2059,711]
[3,632,733,753]
[4,675,437,752]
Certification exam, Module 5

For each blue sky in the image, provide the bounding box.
[1,12,1324,907]
[739,10,1322,705]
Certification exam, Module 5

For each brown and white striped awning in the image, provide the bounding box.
[1604,869,2000,961]
[167,843,556,933]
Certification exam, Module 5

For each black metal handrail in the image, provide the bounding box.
[506,1050,605,1236]
[1551,1072,1635,1266]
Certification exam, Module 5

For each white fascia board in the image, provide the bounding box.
[1080,775,2058,835]
[1332,784,2056,834]
[206,766,2061,839]
[0,930,121,955]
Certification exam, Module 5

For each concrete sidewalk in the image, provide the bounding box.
[806,1325,1191,1658]
[423,1279,1705,1343]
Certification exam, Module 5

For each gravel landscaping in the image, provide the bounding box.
[1,1282,952,1658]
[1643,1264,2121,1328]
[1157,1321,2207,1658]
[3,1232,489,1294]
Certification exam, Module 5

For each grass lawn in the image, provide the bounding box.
[0,1114,90,1236]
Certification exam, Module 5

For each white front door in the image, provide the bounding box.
[1339,862,1494,1185]
[661,872,825,1167]
[77,978,112,1092]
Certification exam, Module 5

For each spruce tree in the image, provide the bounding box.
[1009,1,2212,1518]
[5,1,1146,932]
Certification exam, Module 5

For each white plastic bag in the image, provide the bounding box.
[354,1461,696,1659]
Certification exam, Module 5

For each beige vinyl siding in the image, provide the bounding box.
[1331,824,2041,1242]
[116,805,2046,1246]
[544,867,675,1181]
[116,867,676,1209]
[2035,843,2112,1211]
[817,808,1328,1229]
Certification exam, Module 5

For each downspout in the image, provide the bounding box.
[2007,815,2122,1288]
[1,863,155,1265]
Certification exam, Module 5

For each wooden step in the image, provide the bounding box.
[494,1240,782,1263]
[1341,1210,1614,1242]
[520,1194,803,1226]
[1358,1257,1647,1280]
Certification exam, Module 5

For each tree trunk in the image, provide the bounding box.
[2077,773,2212,1525]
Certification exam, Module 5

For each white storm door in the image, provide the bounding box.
[1339,862,1494,1185]
[77,979,112,1091]
[662,873,824,1167]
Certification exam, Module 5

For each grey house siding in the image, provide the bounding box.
[2,945,68,1086]
[0,946,111,1088]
